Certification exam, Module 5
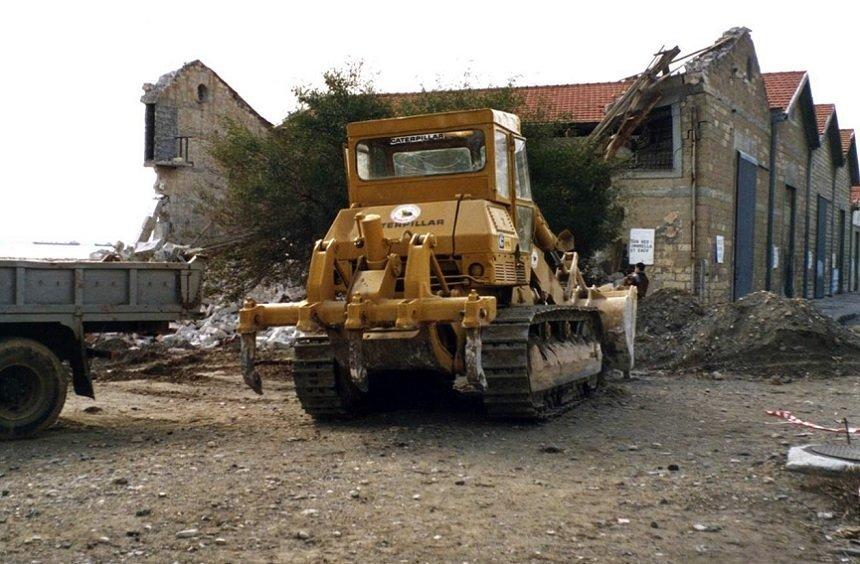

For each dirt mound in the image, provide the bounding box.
[637,288,704,336]
[642,291,860,377]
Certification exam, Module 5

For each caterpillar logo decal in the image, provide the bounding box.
[381,219,445,229]
[390,133,445,145]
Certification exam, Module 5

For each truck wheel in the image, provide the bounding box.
[0,339,68,440]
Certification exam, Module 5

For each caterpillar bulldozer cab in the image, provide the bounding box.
[238,108,636,418]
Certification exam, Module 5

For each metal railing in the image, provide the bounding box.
[176,136,192,164]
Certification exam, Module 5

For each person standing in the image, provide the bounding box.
[624,262,649,298]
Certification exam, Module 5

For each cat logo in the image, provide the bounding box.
[390,204,422,224]
[498,234,505,250]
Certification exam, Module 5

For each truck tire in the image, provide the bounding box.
[0,338,68,440]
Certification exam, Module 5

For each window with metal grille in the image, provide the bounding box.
[628,105,675,170]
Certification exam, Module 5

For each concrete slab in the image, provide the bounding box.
[786,444,860,476]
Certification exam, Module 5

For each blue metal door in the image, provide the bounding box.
[814,196,828,299]
[733,154,757,299]
[783,185,796,297]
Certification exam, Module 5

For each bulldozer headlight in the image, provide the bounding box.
[468,263,485,277]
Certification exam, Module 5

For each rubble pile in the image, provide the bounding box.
[88,239,200,263]
[636,288,705,336]
[635,288,705,365]
[641,291,860,377]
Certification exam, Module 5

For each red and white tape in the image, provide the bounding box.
[766,409,859,434]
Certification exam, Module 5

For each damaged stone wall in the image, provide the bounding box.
[140,61,272,247]
[613,83,696,294]
[613,28,775,303]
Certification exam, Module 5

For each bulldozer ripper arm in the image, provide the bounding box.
[240,333,263,395]
[237,294,496,335]
[236,293,497,394]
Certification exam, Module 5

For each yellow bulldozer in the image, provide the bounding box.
[238,108,636,418]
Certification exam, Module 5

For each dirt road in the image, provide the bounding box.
[1,351,858,562]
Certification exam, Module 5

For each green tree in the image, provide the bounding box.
[523,127,625,257]
[208,65,623,297]
[207,65,393,296]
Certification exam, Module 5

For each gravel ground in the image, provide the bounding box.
[1,350,859,563]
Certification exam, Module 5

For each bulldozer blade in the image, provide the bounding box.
[592,285,637,370]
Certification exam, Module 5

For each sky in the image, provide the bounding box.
[1,0,858,249]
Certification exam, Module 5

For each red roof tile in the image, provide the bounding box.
[383,80,631,124]
[762,71,806,110]
[851,186,860,206]
[515,81,631,122]
[385,72,839,132]
[815,104,836,134]
[840,129,855,154]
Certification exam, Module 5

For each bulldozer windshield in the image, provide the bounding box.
[356,129,486,181]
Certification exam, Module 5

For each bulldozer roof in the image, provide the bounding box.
[347,108,521,138]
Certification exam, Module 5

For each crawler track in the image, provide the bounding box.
[292,333,355,418]
[482,305,605,419]
[291,305,605,420]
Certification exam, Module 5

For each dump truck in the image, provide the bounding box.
[238,109,636,418]
[0,258,204,438]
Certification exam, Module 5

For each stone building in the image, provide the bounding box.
[495,28,860,303]
[140,60,272,246]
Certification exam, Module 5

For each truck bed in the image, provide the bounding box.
[0,258,203,332]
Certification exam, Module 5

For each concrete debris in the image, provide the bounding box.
[161,302,296,350]
[87,237,199,264]
[132,238,200,263]
[89,241,130,262]
[92,284,305,353]
[136,196,168,244]
[86,197,200,263]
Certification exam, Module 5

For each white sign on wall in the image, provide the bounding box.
[628,228,655,265]
[772,246,779,270]
[715,235,725,264]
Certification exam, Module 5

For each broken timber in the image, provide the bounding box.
[589,46,680,160]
